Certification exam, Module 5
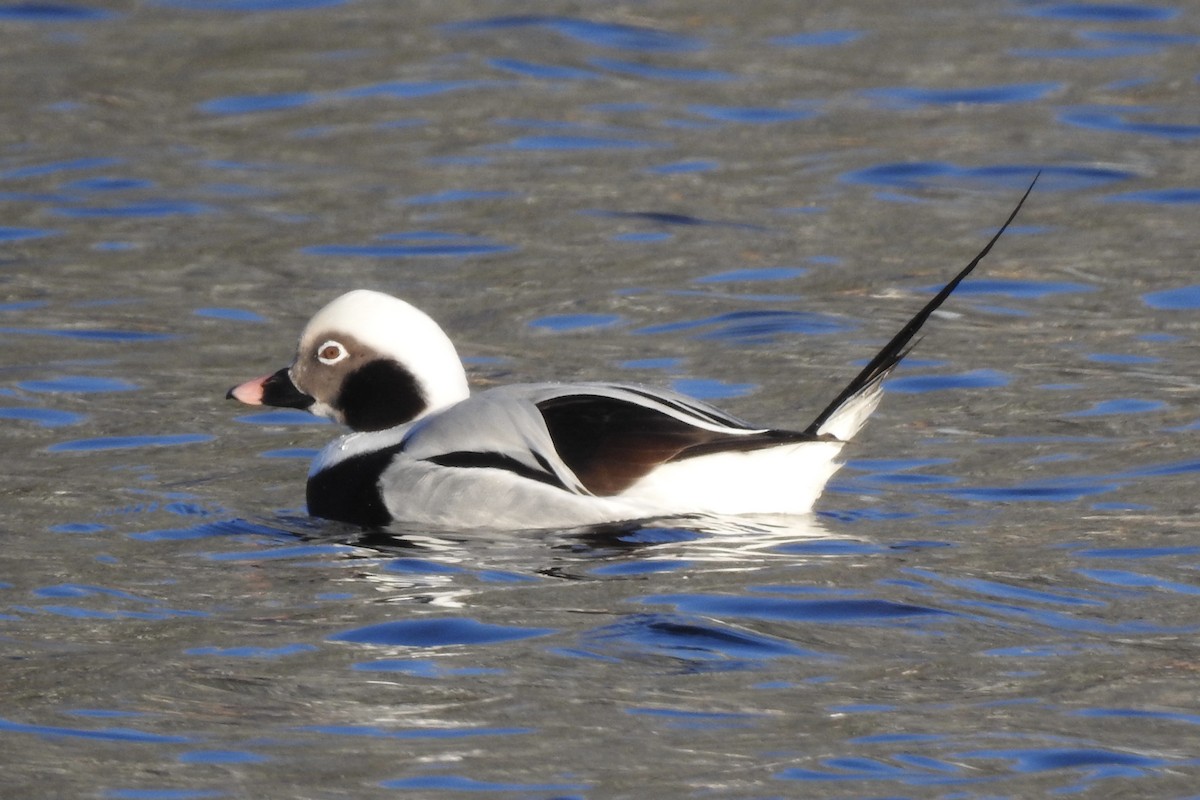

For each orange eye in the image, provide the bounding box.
[316,340,348,365]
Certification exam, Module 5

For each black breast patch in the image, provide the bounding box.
[306,443,404,527]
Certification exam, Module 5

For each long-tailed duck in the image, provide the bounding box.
[229,178,1036,530]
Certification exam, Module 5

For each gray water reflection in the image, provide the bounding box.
[4,0,1200,797]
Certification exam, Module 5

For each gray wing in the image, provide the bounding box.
[402,382,817,496]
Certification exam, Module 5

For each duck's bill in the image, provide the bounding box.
[227,367,315,410]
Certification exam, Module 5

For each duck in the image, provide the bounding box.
[228,178,1036,531]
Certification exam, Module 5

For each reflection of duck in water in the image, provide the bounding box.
[229,179,1036,531]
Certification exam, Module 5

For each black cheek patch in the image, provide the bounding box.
[337,360,428,432]
[306,444,404,527]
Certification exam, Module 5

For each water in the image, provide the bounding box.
[3,0,1200,797]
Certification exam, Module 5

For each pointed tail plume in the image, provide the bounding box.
[805,172,1040,440]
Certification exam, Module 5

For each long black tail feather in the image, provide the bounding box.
[804,172,1040,437]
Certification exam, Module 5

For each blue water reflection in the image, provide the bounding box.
[0,717,191,744]
[47,434,214,452]
[330,618,555,647]
[1059,107,1200,140]
[885,369,1010,394]
[442,16,707,52]
[589,58,736,82]
[488,57,600,80]
[0,3,115,21]
[1020,3,1178,21]
[0,407,86,427]
[1107,187,1200,203]
[636,309,854,342]
[1143,285,1200,309]
[381,775,586,793]
[576,613,829,665]
[863,83,1061,108]
[0,226,58,241]
[842,162,1129,191]
[643,593,950,624]
[303,231,514,258]
[156,0,344,10]
[770,30,864,48]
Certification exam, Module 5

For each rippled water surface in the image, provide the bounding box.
[4,0,1200,797]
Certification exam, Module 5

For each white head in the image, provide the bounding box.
[228,290,470,431]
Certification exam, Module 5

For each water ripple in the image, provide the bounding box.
[52,200,215,218]
[47,433,214,452]
[643,593,950,624]
[1106,187,1200,204]
[863,82,1061,108]
[777,742,1176,788]
[19,376,136,393]
[303,231,514,258]
[1143,285,1200,309]
[590,57,736,82]
[1072,707,1200,725]
[131,518,296,543]
[0,3,115,21]
[186,644,317,658]
[329,617,555,647]
[1020,3,1178,21]
[0,326,173,342]
[583,209,768,230]
[0,716,191,744]
[1077,568,1200,595]
[927,278,1094,298]
[645,158,720,174]
[352,658,503,677]
[298,723,533,740]
[194,307,266,322]
[636,309,854,342]
[21,583,208,621]
[1083,30,1199,46]
[199,92,315,115]
[957,745,1165,773]
[770,30,864,48]
[695,266,806,283]
[154,0,344,10]
[179,749,269,764]
[529,313,622,332]
[687,104,818,124]
[885,369,1010,394]
[402,188,517,206]
[382,775,586,792]
[495,133,662,151]
[841,161,1129,191]
[443,15,706,53]
[670,377,755,400]
[1013,43,1161,58]
[941,479,1118,504]
[0,226,58,241]
[0,156,121,180]
[578,613,830,665]
[0,407,85,427]
[1059,107,1200,140]
[488,57,601,81]
[1065,398,1166,417]
[904,568,1103,607]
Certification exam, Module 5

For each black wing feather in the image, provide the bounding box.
[538,394,818,496]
